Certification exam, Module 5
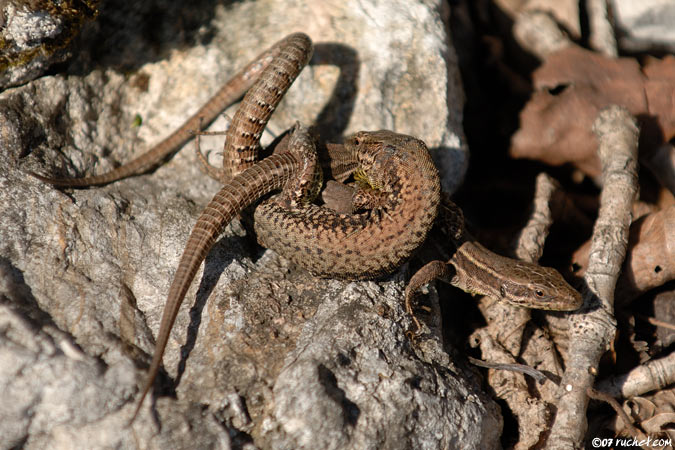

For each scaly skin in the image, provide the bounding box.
[255,131,441,280]
[404,197,583,328]
[28,32,580,425]
[125,31,442,423]
[129,124,320,423]
[29,33,312,187]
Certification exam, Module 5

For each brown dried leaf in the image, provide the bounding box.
[511,47,675,178]
[625,397,657,422]
[652,389,675,413]
[609,381,675,446]
[619,205,675,297]
[641,413,675,435]
[572,205,675,302]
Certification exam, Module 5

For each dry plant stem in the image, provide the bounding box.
[586,388,645,442]
[586,0,618,57]
[478,173,558,354]
[574,205,675,305]
[516,174,576,386]
[512,11,571,60]
[480,172,561,354]
[470,328,549,450]
[596,351,675,399]
[515,172,558,263]
[545,106,639,450]
[473,172,565,449]
[641,316,675,332]
[467,356,547,383]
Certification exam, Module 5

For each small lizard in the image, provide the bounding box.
[117,33,441,421]
[404,196,583,328]
[129,123,323,422]
[126,125,441,422]
[254,130,441,280]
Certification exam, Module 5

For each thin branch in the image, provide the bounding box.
[596,351,675,399]
[640,316,675,332]
[474,171,568,449]
[513,11,572,60]
[586,387,645,441]
[468,356,548,383]
[469,328,551,449]
[545,106,639,449]
[587,0,618,57]
[515,173,557,263]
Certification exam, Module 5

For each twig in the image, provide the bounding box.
[545,106,639,449]
[640,316,675,332]
[468,356,547,383]
[586,387,646,442]
[474,171,567,449]
[469,328,550,449]
[515,173,557,263]
[481,172,560,354]
[596,351,675,399]
[587,0,618,57]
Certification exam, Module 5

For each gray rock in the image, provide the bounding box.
[0,0,96,90]
[269,281,499,450]
[0,0,498,448]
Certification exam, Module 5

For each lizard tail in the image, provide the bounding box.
[129,152,301,424]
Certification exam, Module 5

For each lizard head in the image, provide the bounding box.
[345,130,438,193]
[499,261,584,311]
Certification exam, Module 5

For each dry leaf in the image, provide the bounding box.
[511,47,675,178]
[572,205,675,302]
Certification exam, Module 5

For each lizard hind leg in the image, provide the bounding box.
[193,117,228,183]
[275,123,322,209]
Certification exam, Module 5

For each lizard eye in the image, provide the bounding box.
[535,289,545,297]
[499,285,506,298]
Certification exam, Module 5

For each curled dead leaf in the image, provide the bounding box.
[572,205,675,303]
[511,46,675,180]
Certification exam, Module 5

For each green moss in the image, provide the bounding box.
[0,0,99,74]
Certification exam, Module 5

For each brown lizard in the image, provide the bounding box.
[404,195,583,328]
[28,33,581,424]
[127,125,441,422]
[119,32,441,421]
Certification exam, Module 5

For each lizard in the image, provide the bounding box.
[404,195,583,328]
[27,32,582,424]
[126,125,441,422]
[117,32,441,421]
